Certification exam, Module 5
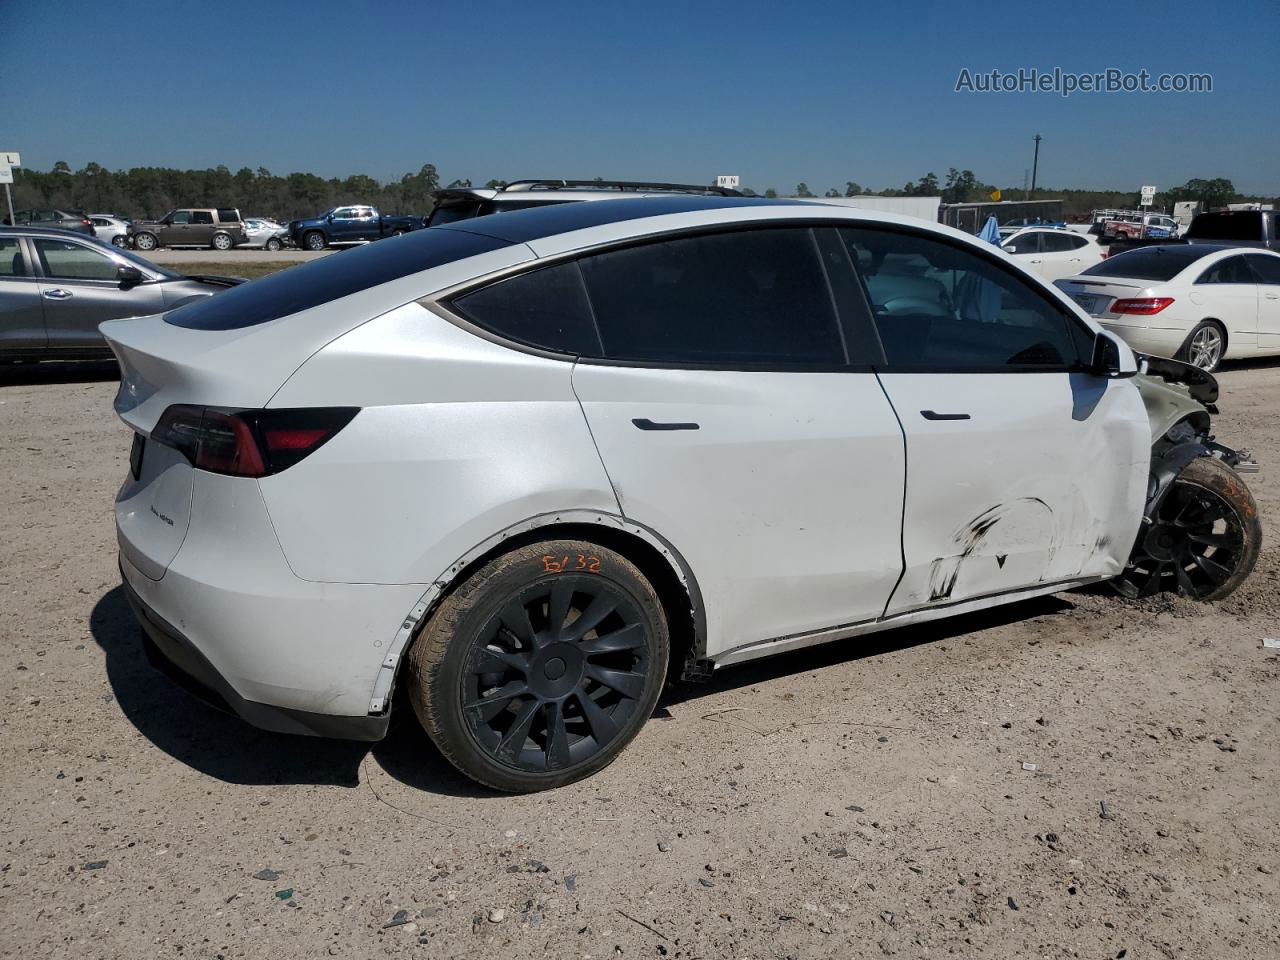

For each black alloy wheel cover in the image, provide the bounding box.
[1117,476,1247,599]
[460,575,653,774]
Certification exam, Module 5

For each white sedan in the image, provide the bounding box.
[242,218,289,251]
[1056,245,1280,372]
[1002,227,1104,282]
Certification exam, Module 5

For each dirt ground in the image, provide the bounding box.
[2,358,1278,960]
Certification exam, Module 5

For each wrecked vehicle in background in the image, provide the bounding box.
[102,197,1262,793]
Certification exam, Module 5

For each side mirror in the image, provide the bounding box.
[117,265,144,285]
[1090,329,1138,378]
[326,213,334,222]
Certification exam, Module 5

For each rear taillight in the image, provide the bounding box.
[151,405,358,477]
[1110,297,1174,316]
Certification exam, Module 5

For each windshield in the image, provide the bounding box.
[1080,246,1212,282]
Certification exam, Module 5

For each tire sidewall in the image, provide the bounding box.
[411,541,669,792]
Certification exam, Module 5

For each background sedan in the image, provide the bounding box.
[1056,245,1280,371]
[90,214,131,247]
[0,226,243,361]
[242,218,289,251]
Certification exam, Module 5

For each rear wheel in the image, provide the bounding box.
[1114,456,1261,601]
[265,237,282,251]
[111,235,126,247]
[132,232,157,251]
[1179,320,1226,373]
[407,540,669,792]
[210,232,233,251]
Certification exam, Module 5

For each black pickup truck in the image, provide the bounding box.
[1109,209,1280,256]
[287,204,423,251]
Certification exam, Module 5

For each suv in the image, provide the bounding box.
[103,197,1260,793]
[425,179,741,226]
[129,208,248,251]
[4,209,95,235]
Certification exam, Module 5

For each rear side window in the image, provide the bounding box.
[1197,255,1256,285]
[841,226,1083,371]
[191,211,214,225]
[1082,246,1209,281]
[166,227,509,330]
[0,237,25,276]
[451,262,601,355]
[216,209,240,223]
[578,228,847,366]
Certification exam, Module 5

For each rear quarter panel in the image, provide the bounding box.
[260,302,620,584]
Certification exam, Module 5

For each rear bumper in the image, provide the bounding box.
[1098,321,1189,361]
[123,570,389,741]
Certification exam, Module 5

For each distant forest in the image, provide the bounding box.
[5,162,1275,222]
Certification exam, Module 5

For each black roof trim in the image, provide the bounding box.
[435,195,785,245]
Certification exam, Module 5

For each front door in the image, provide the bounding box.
[570,226,907,657]
[158,210,192,246]
[0,236,46,352]
[31,237,165,350]
[839,224,1148,616]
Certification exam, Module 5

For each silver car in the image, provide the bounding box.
[90,214,131,248]
[242,218,289,251]
[0,226,242,361]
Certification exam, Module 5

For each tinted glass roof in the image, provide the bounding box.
[436,195,786,244]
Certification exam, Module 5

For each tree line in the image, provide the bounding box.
[6,162,1275,222]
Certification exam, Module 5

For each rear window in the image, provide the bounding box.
[166,228,510,330]
[1081,246,1212,282]
[216,208,240,223]
[1187,212,1262,242]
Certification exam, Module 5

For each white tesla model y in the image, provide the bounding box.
[104,197,1261,791]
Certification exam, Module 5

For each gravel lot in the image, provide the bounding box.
[2,359,1278,959]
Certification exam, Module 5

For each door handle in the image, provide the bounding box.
[632,418,700,431]
[42,288,73,300]
[1266,293,1279,300]
[920,410,970,421]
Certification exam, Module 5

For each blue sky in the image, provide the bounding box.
[3,0,1277,193]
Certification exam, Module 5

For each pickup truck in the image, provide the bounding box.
[1108,209,1280,257]
[287,204,423,251]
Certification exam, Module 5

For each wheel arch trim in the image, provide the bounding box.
[365,509,706,716]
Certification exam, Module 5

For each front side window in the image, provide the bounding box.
[191,211,214,225]
[578,227,847,366]
[169,210,191,225]
[33,238,120,281]
[1003,232,1041,255]
[1197,256,1255,285]
[842,226,1082,371]
[0,237,26,276]
[332,207,355,219]
[451,262,601,355]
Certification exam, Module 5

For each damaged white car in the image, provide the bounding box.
[103,197,1261,792]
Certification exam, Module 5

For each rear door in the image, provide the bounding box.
[0,236,46,352]
[1038,231,1096,282]
[31,237,165,350]
[842,224,1148,616]
[566,226,906,657]
[189,210,215,246]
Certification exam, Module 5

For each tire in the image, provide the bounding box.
[1179,320,1226,373]
[1114,456,1261,601]
[407,539,669,793]
[111,235,126,247]
[211,232,233,251]
[265,237,282,251]
[133,232,158,251]
[304,231,326,251]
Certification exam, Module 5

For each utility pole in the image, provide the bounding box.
[1030,134,1042,195]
